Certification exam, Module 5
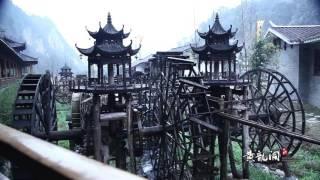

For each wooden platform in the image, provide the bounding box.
[70,84,148,94]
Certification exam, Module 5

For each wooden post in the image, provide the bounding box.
[219,96,229,180]
[221,60,224,78]
[127,98,135,173]
[0,61,2,78]
[210,61,213,80]
[116,64,120,75]
[242,86,250,178]
[92,94,102,161]
[88,62,91,85]
[108,64,114,85]
[282,161,292,178]
[97,63,101,84]
[129,60,132,77]
[198,59,201,74]
[214,61,219,79]
[228,59,231,80]
[100,64,104,84]
[122,62,126,87]
[233,55,236,76]
[205,60,208,79]
[228,88,240,178]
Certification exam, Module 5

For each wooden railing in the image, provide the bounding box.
[0,124,144,180]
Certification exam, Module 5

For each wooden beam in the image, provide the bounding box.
[0,124,144,180]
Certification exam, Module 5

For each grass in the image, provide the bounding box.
[0,82,19,125]
[231,140,320,179]
[227,102,320,179]
[231,142,280,180]
[0,82,72,149]
[56,102,71,149]
[289,147,320,179]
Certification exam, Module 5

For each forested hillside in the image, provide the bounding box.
[193,0,320,47]
[0,0,85,74]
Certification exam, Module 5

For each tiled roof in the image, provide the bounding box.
[266,22,320,44]
[0,34,37,65]
[169,44,195,52]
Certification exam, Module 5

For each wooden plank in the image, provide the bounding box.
[0,124,144,180]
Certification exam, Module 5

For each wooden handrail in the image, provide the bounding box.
[0,124,145,180]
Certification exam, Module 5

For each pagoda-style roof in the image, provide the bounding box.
[191,40,243,54]
[61,64,71,70]
[197,14,237,39]
[76,12,140,60]
[191,13,243,57]
[86,13,130,40]
[76,40,140,57]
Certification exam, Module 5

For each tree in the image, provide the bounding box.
[249,39,277,69]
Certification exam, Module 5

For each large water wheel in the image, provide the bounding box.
[11,72,57,179]
[240,68,305,157]
[12,73,57,135]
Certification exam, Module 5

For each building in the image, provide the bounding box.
[131,54,152,74]
[0,31,38,87]
[132,44,197,74]
[265,22,320,107]
[76,12,140,86]
[59,64,73,79]
[169,44,198,61]
[191,13,243,81]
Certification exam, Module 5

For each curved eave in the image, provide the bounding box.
[191,44,208,54]
[130,44,141,56]
[208,41,239,52]
[198,29,236,39]
[87,28,100,39]
[95,41,137,56]
[235,43,243,53]
[230,31,238,38]
[198,31,208,39]
[87,26,129,40]
[12,43,26,52]
[191,41,242,54]
[75,44,96,56]
[123,31,130,39]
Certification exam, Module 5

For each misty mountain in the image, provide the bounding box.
[0,0,85,74]
[192,0,320,48]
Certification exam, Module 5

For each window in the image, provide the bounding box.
[314,49,320,76]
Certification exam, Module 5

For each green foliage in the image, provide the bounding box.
[232,141,320,179]
[249,166,279,180]
[289,147,320,179]
[249,40,278,69]
[232,142,279,180]
[0,82,19,125]
[56,102,71,149]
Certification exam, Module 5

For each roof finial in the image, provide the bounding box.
[107,12,112,24]
[215,13,219,21]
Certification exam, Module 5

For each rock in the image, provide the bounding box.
[282,176,298,180]
[307,117,317,122]
[273,169,285,177]
[254,163,269,173]
[306,113,314,117]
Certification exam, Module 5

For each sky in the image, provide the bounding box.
[12,0,241,58]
